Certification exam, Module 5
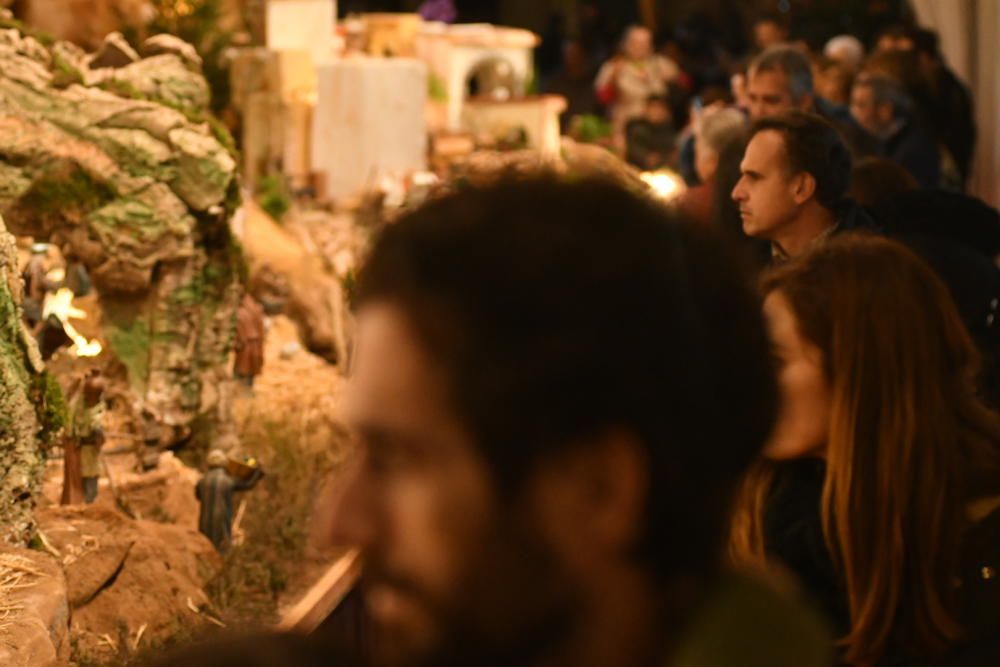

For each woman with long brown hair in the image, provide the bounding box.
[731,234,1000,666]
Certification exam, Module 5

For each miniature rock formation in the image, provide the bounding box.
[36,503,222,664]
[0,213,57,544]
[0,23,243,440]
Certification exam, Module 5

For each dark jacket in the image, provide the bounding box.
[871,191,1000,408]
[815,98,881,159]
[834,198,879,235]
[879,118,942,190]
[765,460,1000,666]
[769,200,879,264]
[918,65,976,184]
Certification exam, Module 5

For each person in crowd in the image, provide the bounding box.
[731,235,1000,667]
[911,28,976,186]
[321,177,832,667]
[595,25,680,150]
[731,111,874,263]
[751,12,789,53]
[849,73,940,188]
[871,190,1000,408]
[544,38,598,134]
[679,107,747,227]
[709,114,772,271]
[823,34,865,72]
[677,86,733,186]
[874,23,916,53]
[745,46,814,120]
[746,46,875,156]
[870,25,975,186]
[847,156,918,209]
[812,56,853,107]
[861,46,925,99]
[625,94,677,170]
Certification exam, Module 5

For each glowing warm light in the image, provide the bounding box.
[640,170,686,201]
[42,288,103,357]
[46,268,65,283]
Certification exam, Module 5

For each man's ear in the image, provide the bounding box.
[527,431,649,567]
[798,92,814,112]
[791,171,818,205]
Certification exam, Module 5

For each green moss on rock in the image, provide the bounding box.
[31,371,67,446]
[104,306,152,392]
[17,165,115,228]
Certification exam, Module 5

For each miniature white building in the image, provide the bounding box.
[310,58,428,200]
[238,9,563,201]
[416,22,539,133]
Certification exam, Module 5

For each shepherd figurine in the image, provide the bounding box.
[196,449,264,552]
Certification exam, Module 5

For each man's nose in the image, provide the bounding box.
[732,180,746,202]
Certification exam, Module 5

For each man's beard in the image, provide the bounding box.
[364,510,583,667]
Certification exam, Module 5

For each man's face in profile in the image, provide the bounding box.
[335,304,577,666]
[732,129,800,240]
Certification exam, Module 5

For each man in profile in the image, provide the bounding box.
[327,177,831,667]
[733,111,874,262]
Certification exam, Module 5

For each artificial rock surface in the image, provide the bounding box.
[0,213,48,544]
[0,24,242,437]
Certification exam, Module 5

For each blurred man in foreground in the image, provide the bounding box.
[326,177,831,667]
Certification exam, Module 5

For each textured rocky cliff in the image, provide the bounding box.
[0,22,242,540]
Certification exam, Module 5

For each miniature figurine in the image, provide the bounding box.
[196,449,264,552]
[22,243,54,330]
[61,244,92,298]
[234,293,265,388]
[137,407,162,472]
[62,369,106,505]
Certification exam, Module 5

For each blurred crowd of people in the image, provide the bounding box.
[148,6,1000,667]
[543,12,975,198]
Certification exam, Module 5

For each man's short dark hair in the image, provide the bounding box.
[750,111,852,211]
[355,177,778,579]
[749,45,814,103]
